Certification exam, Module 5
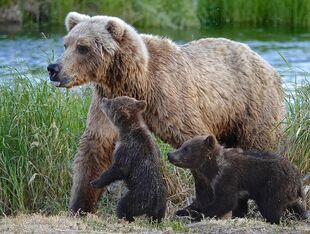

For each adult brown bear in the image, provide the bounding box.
[47,12,284,214]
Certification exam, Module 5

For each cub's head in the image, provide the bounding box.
[47,12,148,88]
[100,96,146,126]
[167,135,218,169]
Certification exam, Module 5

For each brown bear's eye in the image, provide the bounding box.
[77,45,90,55]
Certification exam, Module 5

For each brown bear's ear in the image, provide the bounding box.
[106,20,125,41]
[65,12,90,31]
[204,135,215,149]
[135,100,147,112]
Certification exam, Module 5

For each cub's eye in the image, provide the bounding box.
[64,44,68,50]
[183,146,190,154]
[77,45,90,54]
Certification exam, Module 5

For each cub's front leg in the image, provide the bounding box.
[202,176,238,218]
[176,171,213,222]
[91,164,124,188]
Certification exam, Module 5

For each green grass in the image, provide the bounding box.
[0,71,91,215]
[197,0,310,28]
[38,0,199,29]
[285,81,310,175]
[3,0,310,28]
[0,0,14,7]
[0,70,309,216]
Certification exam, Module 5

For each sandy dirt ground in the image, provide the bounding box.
[0,214,309,234]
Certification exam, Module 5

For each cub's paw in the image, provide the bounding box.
[175,209,203,222]
[90,179,102,188]
[176,209,191,217]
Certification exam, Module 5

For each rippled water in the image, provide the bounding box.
[0,25,309,87]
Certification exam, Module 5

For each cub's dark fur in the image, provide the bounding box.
[168,135,306,224]
[91,96,167,222]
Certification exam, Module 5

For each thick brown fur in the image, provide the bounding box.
[90,96,166,222]
[168,135,306,224]
[47,12,284,213]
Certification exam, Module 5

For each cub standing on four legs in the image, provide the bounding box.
[168,135,306,224]
[91,96,167,223]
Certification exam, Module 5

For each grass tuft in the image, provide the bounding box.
[0,71,91,215]
[285,80,310,175]
[198,0,310,28]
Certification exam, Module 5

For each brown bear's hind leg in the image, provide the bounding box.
[69,91,118,214]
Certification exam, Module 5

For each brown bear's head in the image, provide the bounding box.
[100,96,147,127]
[47,12,148,89]
[167,135,219,169]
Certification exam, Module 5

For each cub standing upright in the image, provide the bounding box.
[91,96,167,223]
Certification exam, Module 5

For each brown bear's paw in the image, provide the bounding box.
[69,204,92,217]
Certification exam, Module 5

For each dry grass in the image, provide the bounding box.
[0,213,309,234]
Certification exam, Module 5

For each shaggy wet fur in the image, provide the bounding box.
[90,96,166,222]
[168,135,306,224]
[47,12,284,213]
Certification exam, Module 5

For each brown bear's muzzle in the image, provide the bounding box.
[47,63,61,85]
[47,63,72,88]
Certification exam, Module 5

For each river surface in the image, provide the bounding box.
[0,24,309,87]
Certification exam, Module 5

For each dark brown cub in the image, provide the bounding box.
[168,135,306,224]
[91,96,167,223]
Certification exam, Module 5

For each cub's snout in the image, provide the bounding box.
[167,152,180,165]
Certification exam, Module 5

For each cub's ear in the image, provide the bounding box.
[135,100,147,112]
[106,20,125,41]
[101,97,109,103]
[204,135,216,149]
[65,12,90,31]
[99,97,111,110]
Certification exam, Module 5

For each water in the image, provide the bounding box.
[0,24,309,87]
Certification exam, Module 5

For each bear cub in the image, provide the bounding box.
[91,96,167,222]
[168,135,306,224]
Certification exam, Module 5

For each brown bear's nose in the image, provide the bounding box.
[47,63,60,80]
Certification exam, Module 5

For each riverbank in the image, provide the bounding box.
[2,0,310,29]
[1,213,309,233]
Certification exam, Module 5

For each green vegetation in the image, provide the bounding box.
[2,0,310,28]
[0,71,91,215]
[0,0,13,7]
[285,81,310,175]
[30,0,198,29]
[198,0,310,28]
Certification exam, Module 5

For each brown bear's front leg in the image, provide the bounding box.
[69,92,118,214]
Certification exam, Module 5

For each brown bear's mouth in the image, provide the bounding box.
[50,77,73,88]
[52,81,61,87]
